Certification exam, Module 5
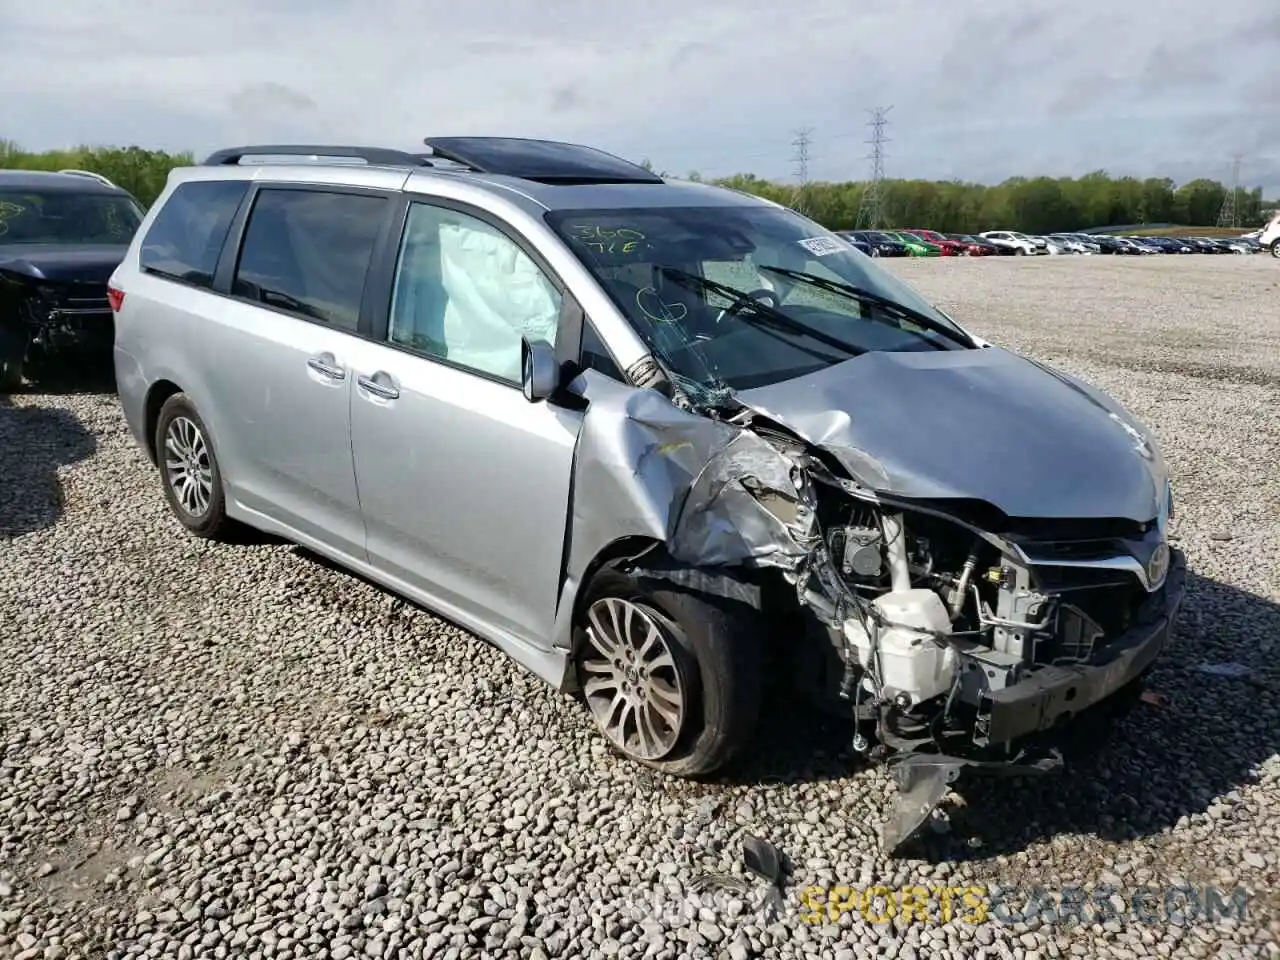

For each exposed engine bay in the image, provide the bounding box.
[749,415,1179,848]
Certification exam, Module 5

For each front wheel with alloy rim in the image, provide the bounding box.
[154,393,236,540]
[1271,240,1280,259]
[574,570,763,777]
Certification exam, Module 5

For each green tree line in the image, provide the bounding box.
[646,162,1271,234]
[1,141,194,208]
[3,140,1271,233]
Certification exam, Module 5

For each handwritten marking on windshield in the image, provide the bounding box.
[635,287,687,324]
[103,204,128,239]
[568,224,646,255]
[0,201,27,237]
[797,236,845,257]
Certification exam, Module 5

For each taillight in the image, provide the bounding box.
[107,286,125,312]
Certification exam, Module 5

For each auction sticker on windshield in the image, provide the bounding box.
[798,236,845,256]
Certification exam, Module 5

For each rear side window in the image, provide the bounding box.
[139,180,248,287]
[233,188,387,331]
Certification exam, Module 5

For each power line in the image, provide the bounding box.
[1217,154,1242,228]
[791,128,814,214]
[856,105,892,229]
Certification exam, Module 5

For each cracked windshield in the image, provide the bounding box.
[548,205,969,393]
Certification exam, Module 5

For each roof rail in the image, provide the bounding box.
[58,168,117,187]
[202,145,435,167]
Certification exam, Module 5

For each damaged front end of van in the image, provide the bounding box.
[560,343,1184,852]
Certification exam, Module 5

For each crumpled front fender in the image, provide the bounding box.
[549,370,819,657]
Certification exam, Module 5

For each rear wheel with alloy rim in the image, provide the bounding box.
[1270,240,1280,259]
[574,569,763,777]
[154,393,237,540]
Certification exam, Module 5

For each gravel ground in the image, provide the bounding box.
[1,254,1278,960]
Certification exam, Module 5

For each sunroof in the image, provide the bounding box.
[422,137,663,184]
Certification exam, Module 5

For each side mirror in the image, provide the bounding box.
[521,336,559,402]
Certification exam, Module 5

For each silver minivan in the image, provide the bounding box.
[111,139,1183,847]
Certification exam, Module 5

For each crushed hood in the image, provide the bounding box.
[736,345,1166,524]
[0,245,127,284]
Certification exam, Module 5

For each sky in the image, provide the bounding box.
[2,0,1278,195]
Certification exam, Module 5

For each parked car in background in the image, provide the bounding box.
[838,233,874,256]
[946,234,1002,256]
[0,169,146,389]
[1049,234,1100,254]
[836,230,911,258]
[900,228,967,257]
[109,138,1185,851]
[1141,236,1194,255]
[978,231,1039,255]
[1106,237,1148,255]
[1194,238,1234,254]
[1119,237,1164,255]
[1203,238,1240,254]
[1257,211,1280,257]
[1082,235,1125,255]
[884,230,941,257]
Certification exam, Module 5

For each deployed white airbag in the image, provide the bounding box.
[437,221,560,381]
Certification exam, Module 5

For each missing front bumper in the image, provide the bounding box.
[974,548,1187,747]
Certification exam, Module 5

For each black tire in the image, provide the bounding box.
[0,326,25,392]
[154,393,236,541]
[573,568,764,778]
[1270,240,1280,259]
[1015,247,1026,256]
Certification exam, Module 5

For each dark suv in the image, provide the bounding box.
[0,169,146,389]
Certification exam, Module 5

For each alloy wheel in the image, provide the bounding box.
[164,416,213,516]
[580,596,688,761]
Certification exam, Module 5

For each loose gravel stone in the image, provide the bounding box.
[1,255,1277,959]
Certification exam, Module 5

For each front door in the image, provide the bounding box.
[348,199,583,648]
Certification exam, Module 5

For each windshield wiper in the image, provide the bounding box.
[655,266,865,359]
[754,264,975,348]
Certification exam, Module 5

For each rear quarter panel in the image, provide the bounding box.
[112,267,228,463]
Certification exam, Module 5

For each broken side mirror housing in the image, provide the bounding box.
[521,336,559,402]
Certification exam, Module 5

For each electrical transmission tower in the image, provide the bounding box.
[1217,155,1242,228]
[791,128,814,214]
[856,105,893,229]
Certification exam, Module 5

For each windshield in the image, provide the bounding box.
[0,190,143,245]
[547,204,971,394]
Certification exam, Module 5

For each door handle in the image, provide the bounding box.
[307,354,346,380]
[357,373,400,400]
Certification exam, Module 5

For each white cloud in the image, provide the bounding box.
[2,0,1277,192]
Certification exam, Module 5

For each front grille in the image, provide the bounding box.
[43,282,111,324]
[1025,538,1125,562]
[1031,565,1150,664]
[1006,516,1151,541]
[55,281,110,312]
[62,294,110,312]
